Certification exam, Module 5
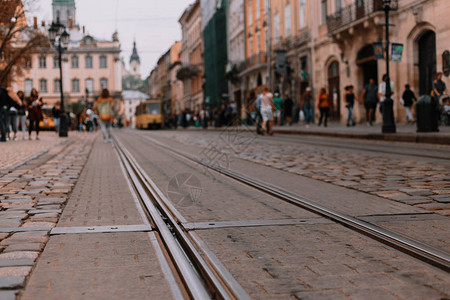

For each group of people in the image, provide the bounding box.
[0,87,51,142]
[0,86,116,143]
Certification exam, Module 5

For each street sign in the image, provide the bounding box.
[373,42,384,59]
[391,43,404,62]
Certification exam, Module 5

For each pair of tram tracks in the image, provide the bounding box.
[113,137,250,300]
[133,134,450,273]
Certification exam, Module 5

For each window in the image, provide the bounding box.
[72,79,80,92]
[299,0,307,28]
[274,14,280,43]
[39,56,46,68]
[100,56,107,68]
[54,79,60,93]
[321,0,328,24]
[255,0,260,20]
[24,57,32,68]
[53,56,59,68]
[71,56,78,68]
[86,78,94,93]
[248,0,252,26]
[85,55,93,68]
[39,79,47,93]
[285,4,291,37]
[335,0,342,12]
[100,78,108,89]
[24,79,33,95]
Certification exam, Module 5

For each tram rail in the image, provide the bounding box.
[140,134,450,273]
[113,137,250,300]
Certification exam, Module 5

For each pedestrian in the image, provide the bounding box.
[16,91,27,140]
[94,88,114,142]
[7,104,18,140]
[303,87,314,128]
[283,93,293,126]
[345,85,356,126]
[260,86,274,135]
[378,74,395,117]
[432,72,448,103]
[52,101,61,134]
[317,87,331,127]
[360,78,378,126]
[85,106,94,132]
[27,88,43,140]
[401,84,417,123]
[272,91,283,126]
[254,92,264,134]
[0,87,21,142]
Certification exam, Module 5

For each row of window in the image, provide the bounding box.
[35,55,108,69]
[24,78,108,94]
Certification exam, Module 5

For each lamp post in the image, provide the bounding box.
[48,18,70,137]
[381,0,396,133]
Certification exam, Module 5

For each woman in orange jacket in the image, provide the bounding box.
[317,87,331,127]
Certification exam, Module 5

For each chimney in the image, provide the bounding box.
[83,26,85,34]
[33,17,37,29]
[68,18,73,29]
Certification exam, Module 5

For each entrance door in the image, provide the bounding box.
[418,31,436,95]
[357,44,378,86]
[328,61,340,120]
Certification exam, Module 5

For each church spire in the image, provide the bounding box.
[130,41,140,64]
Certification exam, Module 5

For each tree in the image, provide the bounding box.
[0,0,48,86]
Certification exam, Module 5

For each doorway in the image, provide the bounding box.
[328,61,340,120]
[418,31,436,95]
[357,44,378,86]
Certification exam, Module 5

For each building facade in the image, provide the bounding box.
[14,0,122,106]
[178,0,204,112]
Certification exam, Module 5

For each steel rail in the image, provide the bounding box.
[114,137,250,300]
[143,135,450,273]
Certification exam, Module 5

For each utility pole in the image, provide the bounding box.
[266,0,272,90]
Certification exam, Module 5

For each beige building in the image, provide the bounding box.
[178,0,204,112]
[13,0,122,106]
[266,0,450,123]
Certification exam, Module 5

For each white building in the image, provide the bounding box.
[122,90,149,127]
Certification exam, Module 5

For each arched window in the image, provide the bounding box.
[86,78,94,93]
[72,79,80,92]
[54,79,61,93]
[39,79,47,93]
[328,61,339,78]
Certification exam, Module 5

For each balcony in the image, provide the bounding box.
[176,65,200,81]
[327,0,398,34]
[246,52,267,68]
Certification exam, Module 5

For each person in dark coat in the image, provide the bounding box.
[283,93,293,126]
[401,84,417,123]
[27,88,44,140]
[0,87,21,142]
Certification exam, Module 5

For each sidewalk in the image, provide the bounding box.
[183,122,450,145]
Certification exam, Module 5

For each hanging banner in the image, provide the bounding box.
[443,50,450,77]
[391,43,404,62]
[373,42,384,59]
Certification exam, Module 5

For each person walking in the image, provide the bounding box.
[345,85,356,126]
[401,84,417,123]
[260,87,274,135]
[16,91,27,140]
[27,88,43,140]
[432,72,448,103]
[272,92,283,126]
[302,87,314,128]
[283,93,293,126]
[95,88,114,142]
[0,87,21,142]
[7,105,18,140]
[317,87,331,127]
[378,74,395,117]
[52,101,61,134]
[360,78,378,126]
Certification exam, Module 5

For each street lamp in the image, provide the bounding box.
[381,0,396,133]
[48,18,70,137]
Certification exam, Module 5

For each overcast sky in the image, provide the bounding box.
[35,0,188,79]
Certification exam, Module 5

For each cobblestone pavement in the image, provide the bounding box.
[0,132,64,171]
[0,133,95,298]
[116,131,450,299]
[153,130,450,217]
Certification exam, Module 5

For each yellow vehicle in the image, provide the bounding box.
[135,99,164,129]
[39,105,55,130]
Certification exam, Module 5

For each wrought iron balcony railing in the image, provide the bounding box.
[327,0,398,34]
[246,52,267,68]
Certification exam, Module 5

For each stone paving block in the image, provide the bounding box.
[433,195,450,203]
[0,276,25,289]
[27,209,62,215]
[294,289,346,300]
[3,243,43,252]
[0,267,32,277]
[1,232,48,244]
[21,221,55,228]
[0,259,35,267]
[0,290,18,300]
[342,287,398,300]
[35,197,66,205]
[0,252,39,261]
